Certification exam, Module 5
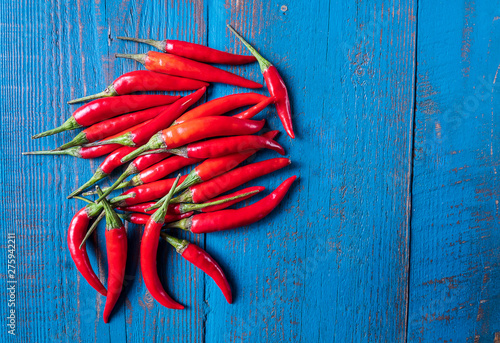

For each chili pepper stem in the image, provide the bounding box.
[145,171,201,211]
[73,196,93,204]
[110,193,135,206]
[84,132,135,147]
[121,133,164,163]
[68,84,117,104]
[160,233,189,254]
[227,25,271,73]
[22,146,82,158]
[117,36,167,51]
[54,131,89,151]
[67,168,108,199]
[115,53,147,65]
[179,190,259,213]
[32,116,82,139]
[170,189,191,204]
[79,211,105,249]
[95,164,138,202]
[165,217,191,231]
[96,186,124,229]
[151,174,182,224]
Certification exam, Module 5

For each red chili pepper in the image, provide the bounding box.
[119,211,193,225]
[32,94,180,139]
[67,145,139,198]
[111,175,188,207]
[173,157,291,204]
[233,96,275,120]
[172,93,268,126]
[161,234,232,303]
[56,104,172,150]
[118,36,256,65]
[96,187,128,323]
[67,204,107,296]
[140,174,184,309]
[167,134,285,159]
[120,117,266,163]
[116,51,262,89]
[87,87,206,148]
[167,175,296,233]
[68,71,208,104]
[228,25,295,138]
[94,151,173,201]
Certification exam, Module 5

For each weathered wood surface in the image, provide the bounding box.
[0,0,497,342]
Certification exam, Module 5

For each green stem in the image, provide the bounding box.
[79,210,105,249]
[96,186,123,230]
[179,190,259,213]
[118,213,132,222]
[110,193,136,207]
[67,168,108,199]
[117,36,167,52]
[115,53,147,66]
[170,189,192,204]
[227,25,272,73]
[68,84,117,104]
[120,132,166,164]
[145,170,200,211]
[160,232,189,254]
[73,195,93,204]
[54,131,89,151]
[83,132,134,147]
[32,116,82,139]
[164,217,191,231]
[22,146,82,158]
[95,164,138,202]
[150,174,182,224]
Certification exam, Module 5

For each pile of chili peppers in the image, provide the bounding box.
[24,25,297,323]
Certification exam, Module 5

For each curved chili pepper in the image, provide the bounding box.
[172,93,268,126]
[118,36,256,65]
[67,204,107,296]
[68,71,208,104]
[148,147,262,211]
[67,145,138,198]
[233,96,275,120]
[111,175,188,207]
[94,151,172,202]
[167,134,285,159]
[168,175,296,233]
[118,202,181,215]
[119,211,193,225]
[173,157,291,204]
[161,234,232,303]
[96,187,128,323]
[116,51,262,89]
[56,104,172,150]
[86,87,206,148]
[121,117,266,163]
[32,94,180,139]
[228,25,295,138]
[140,174,183,309]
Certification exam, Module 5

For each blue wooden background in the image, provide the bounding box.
[0,0,499,342]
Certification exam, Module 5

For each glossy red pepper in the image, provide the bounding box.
[116,51,262,89]
[121,117,266,163]
[97,187,128,323]
[167,134,284,159]
[67,204,107,296]
[118,36,256,65]
[87,88,206,148]
[56,104,172,150]
[111,175,188,207]
[161,234,232,303]
[173,157,291,204]
[172,93,268,126]
[32,94,180,139]
[140,175,183,309]
[228,25,295,138]
[68,70,208,104]
[233,96,275,120]
[168,175,296,233]
[119,211,193,225]
[67,145,139,198]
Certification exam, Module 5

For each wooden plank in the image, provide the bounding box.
[407,1,500,341]
[205,1,416,342]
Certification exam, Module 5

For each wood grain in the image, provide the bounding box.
[0,0,498,342]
